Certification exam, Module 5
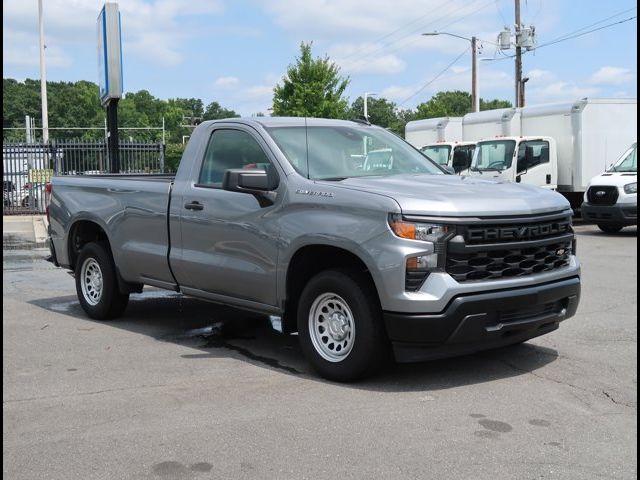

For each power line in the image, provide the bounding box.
[536,15,637,49]
[542,6,636,46]
[483,14,637,62]
[398,46,471,106]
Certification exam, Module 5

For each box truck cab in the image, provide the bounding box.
[420,141,476,174]
[582,142,637,233]
[468,136,558,189]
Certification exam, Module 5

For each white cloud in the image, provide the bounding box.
[337,54,406,75]
[261,0,496,41]
[244,85,275,99]
[2,0,225,69]
[214,76,240,87]
[3,30,72,67]
[589,66,635,86]
[380,85,417,102]
[532,81,600,102]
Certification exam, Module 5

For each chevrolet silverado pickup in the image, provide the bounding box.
[47,117,581,381]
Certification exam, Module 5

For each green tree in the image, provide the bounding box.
[414,90,472,119]
[203,101,239,120]
[349,96,396,126]
[272,42,350,118]
[480,98,513,110]
[413,90,513,121]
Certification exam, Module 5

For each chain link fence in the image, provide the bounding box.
[3,140,164,215]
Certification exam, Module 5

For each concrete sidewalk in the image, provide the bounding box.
[3,215,48,248]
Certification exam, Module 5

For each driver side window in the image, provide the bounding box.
[199,129,272,186]
[517,140,550,174]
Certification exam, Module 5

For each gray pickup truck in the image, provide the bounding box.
[48,117,581,381]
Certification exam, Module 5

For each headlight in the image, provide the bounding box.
[624,182,637,194]
[388,214,450,242]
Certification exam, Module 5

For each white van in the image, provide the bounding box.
[582,142,637,233]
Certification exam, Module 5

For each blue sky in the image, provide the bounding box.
[3,0,637,117]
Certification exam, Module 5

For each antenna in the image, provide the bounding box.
[304,116,310,179]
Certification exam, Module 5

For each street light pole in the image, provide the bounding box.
[38,0,49,144]
[423,32,479,112]
[363,92,377,121]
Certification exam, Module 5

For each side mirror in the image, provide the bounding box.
[442,165,456,175]
[222,169,278,193]
[516,175,522,183]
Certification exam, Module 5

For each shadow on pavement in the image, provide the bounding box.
[29,289,559,392]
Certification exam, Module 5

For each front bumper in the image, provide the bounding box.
[581,202,637,226]
[384,276,580,363]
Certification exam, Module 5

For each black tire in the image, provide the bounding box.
[598,224,624,234]
[297,269,388,382]
[75,241,129,320]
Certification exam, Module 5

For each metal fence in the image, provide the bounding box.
[3,140,164,215]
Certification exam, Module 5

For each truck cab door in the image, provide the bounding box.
[171,126,283,310]
[515,139,557,189]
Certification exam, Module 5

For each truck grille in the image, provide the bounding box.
[447,240,572,282]
[444,212,574,283]
[587,186,619,205]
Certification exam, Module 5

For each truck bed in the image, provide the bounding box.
[51,174,175,288]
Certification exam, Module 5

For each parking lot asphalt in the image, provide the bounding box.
[3,224,637,480]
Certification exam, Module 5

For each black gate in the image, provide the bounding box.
[3,140,164,215]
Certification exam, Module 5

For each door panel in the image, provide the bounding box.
[175,128,281,306]
[516,140,555,188]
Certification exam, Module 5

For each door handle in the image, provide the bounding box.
[184,201,204,211]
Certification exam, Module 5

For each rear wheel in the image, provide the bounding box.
[297,269,388,382]
[598,224,624,234]
[75,242,129,320]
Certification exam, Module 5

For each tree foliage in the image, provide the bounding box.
[413,90,513,119]
[2,78,238,143]
[272,42,350,118]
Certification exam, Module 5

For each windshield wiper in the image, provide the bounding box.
[319,177,348,181]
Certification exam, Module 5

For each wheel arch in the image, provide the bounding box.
[282,244,381,333]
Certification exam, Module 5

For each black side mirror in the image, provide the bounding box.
[223,169,278,193]
[442,165,456,175]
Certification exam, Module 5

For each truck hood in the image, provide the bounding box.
[588,171,637,187]
[324,174,570,217]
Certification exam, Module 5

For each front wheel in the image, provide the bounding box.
[297,269,388,382]
[598,224,624,234]
[75,242,129,320]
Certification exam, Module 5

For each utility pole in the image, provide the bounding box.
[471,36,479,112]
[514,0,522,108]
[423,32,479,112]
[38,0,49,144]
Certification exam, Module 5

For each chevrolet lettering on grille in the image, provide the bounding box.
[466,220,572,242]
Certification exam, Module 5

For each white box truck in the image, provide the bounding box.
[405,118,475,173]
[405,117,462,148]
[466,98,637,209]
[462,107,521,140]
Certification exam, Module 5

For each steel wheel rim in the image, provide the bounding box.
[80,258,103,306]
[308,292,355,362]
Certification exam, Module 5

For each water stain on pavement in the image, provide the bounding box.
[529,418,551,427]
[478,419,513,433]
[151,461,213,478]
[179,323,301,375]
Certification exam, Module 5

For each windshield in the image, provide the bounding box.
[266,125,443,180]
[608,143,637,173]
[420,145,451,166]
[471,140,516,172]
